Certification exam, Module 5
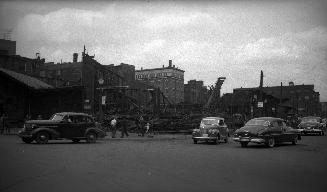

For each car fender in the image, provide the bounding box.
[31,127,60,139]
[85,127,105,137]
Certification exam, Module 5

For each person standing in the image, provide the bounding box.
[137,115,145,137]
[0,114,4,135]
[120,116,129,138]
[110,116,117,138]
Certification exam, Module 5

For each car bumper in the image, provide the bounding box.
[300,129,322,134]
[193,136,217,141]
[17,130,33,138]
[233,137,266,144]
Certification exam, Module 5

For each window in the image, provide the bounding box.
[271,121,279,127]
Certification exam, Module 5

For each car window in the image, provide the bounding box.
[277,120,284,127]
[201,119,218,125]
[271,121,279,127]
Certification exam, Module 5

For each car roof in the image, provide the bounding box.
[202,117,224,120]
[54,112,92,117]
[251,117,284,122]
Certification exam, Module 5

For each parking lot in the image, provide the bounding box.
[0,134,327,192]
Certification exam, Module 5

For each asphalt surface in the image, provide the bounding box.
[0,133,327,192]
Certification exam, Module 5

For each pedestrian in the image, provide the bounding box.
[120,116,129,138]
[0,113,4,135]
[111,115,117,138]
[145,121,153,137]
[137,115,145,137]
[2,113,9,134]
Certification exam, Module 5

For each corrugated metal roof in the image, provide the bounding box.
[0,68,53,89]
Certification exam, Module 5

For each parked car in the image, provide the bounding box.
[18,112,106,144]
[233,117,301,148]
[298,116,325,136]
[192,117,229,144]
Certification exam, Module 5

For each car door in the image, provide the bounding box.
[270,120,283,142]
[280,121,294,142]
[57,115,75,138]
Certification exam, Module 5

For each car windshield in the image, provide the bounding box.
[201,119,218,125]
[50,114,65,121]
[301,118,320,123]
[245,119,270,126]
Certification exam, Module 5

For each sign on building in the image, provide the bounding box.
[101,96,106,105]
[257,102,263,108]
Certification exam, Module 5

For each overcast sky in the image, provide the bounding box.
[1,0,327,101]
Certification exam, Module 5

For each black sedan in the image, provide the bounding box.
[233,117,301,148]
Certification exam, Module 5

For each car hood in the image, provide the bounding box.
[236,125,267,134]
[25,120,62,125]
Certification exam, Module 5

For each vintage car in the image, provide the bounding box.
[298,116,325,135]
[18,112,106,144]
[192,117,229,144]
[233,117,301,148]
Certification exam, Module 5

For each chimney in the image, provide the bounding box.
[73,53,78,62]
[259,70,263,88]
[169,60,172,67]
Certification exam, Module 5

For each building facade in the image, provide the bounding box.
[0,39,16,55]
[184,80,209,105]
[135,60,184,104]
[220,82,320,119]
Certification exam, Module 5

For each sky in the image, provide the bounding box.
[1,0,327,101]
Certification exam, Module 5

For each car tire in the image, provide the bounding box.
[267,137,275,148]
[193,139,197,144]
[241,142,248,147]
[35,131,49,144]
[292,135,298,145]
[22,138,33,144]
[72,139,80,143]
[86,132,97,143]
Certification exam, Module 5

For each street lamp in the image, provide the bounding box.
[98,78,104,122]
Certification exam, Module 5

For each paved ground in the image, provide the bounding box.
[0,133,327,192]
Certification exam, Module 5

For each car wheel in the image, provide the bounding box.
[72,139,80,143]
[292,135,298,145]
[241,142,248,147]
[267,137,275,148]
[322,131,325,136]
[35,132,49,144]
[22,138,33,144]
[193,139,197,144]
[86,132,97,143]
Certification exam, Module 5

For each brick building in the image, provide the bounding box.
[220,82,320,119]
[0,39,16,55]
[135,60,184,104]
[184,80,209,105]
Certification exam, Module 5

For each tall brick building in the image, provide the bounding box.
[184,80,209,105]
[135,60,184,104]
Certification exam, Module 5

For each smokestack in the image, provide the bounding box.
[259,70,263,88]
[169,60,172,67]
[73,53,78,62]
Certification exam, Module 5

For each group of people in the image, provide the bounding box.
[108,115,154,138]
